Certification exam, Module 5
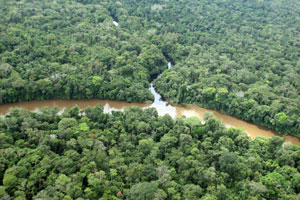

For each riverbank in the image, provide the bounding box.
[1,98,300,145]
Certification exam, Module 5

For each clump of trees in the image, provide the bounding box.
[0,105,300,199]
[145,0,300,137]
[1,0,300,136]
[0,0,167,103]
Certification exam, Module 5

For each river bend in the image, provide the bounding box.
[0,62,299,145]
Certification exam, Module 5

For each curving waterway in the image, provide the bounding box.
[0,62,299,145]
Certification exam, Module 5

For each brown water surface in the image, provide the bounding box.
[0,97,299,145]
[0,62,299,145]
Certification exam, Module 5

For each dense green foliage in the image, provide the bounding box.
[147,0,300,136]
[1,0,300,137]
[1,105,300,199]
[149,0,300,136]
[1,0,300,199]
[0,0,168,103]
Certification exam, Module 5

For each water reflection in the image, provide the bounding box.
[148,83,176,116]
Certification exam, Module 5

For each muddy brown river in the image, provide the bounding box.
[0,87,299,145]
[1,62,299,145]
